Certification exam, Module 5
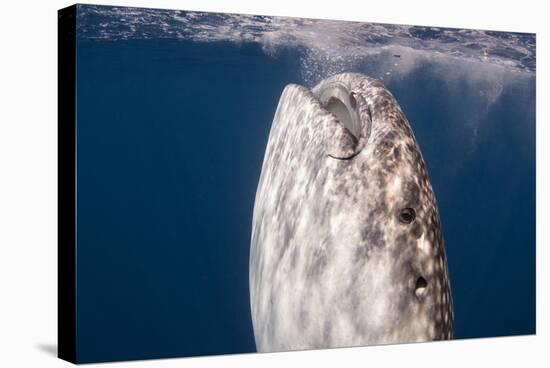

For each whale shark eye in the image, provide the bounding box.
[398,207,416,224]
[415,276,428,297]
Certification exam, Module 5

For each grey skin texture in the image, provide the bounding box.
[249,73,453,353]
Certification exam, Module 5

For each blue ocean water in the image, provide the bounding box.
[75,5,535,363]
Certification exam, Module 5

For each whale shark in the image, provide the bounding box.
[249,72,453,352]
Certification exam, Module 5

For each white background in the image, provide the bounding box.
[0,0,547,366]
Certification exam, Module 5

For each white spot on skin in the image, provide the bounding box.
[387,176,403,203]
[417,232,430,252]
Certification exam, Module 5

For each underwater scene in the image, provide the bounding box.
[74,4,535,363]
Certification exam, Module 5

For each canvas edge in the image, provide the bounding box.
[58,4,77,364]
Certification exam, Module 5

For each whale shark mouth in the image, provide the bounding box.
[313,81,363,140]
[310,80,372,160]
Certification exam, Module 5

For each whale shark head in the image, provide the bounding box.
[250,73,453,352]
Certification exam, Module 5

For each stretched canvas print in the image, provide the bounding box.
[58,4,536,364]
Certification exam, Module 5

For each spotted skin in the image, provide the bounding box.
[250,73,453,353]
